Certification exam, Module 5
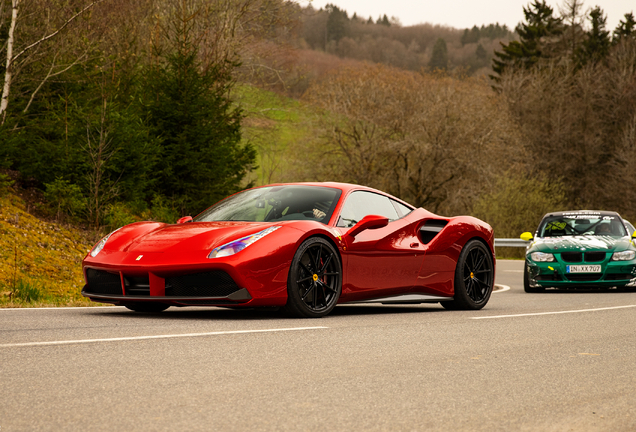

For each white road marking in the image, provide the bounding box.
[471,304,636,320]
[493,285,510,293]
[0,327,328,348]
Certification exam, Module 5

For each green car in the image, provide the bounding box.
[521,211,636,292]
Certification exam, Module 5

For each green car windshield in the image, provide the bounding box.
[538,215,627,238]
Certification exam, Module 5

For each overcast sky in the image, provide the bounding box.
[301,0,634,32]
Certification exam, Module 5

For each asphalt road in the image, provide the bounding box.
[2,260,636,431]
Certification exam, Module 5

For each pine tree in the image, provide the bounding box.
[491,1,563,81]
[325,4,350,42]
[461,26,481,45]
[429,38,448,70]
[476,44,487,60]
[577,6,611,65]
[142,20,255,215]
[613,12,636,43]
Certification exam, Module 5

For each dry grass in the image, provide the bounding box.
[0,189,109,307]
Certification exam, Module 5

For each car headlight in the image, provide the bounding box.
[612,250,636,261]
[530,252,555,262]
[208,226,281,259]
[90,228,121,257]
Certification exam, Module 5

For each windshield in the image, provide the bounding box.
[194,186,341,223]
[538,214,627,238]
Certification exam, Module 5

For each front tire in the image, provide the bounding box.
[284,237,342,318]
[125,303,170,313]
[441,240,494,310]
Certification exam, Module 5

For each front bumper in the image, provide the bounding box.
[81,268,256,306]
[82,288,253,306]
[526,258,636,288]
[81,248,292,307]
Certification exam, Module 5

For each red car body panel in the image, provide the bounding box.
[82,182,495,308]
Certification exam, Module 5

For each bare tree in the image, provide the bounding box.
[303,64,522,215]
[559,0,586,60]
[499,39,636,218]
[83,95,119,229]
[0,0,104,124]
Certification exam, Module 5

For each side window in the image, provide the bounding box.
[392,199,413,217]
[336,191,399,228]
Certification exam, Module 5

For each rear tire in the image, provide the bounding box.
[125,303,170,313]
[442,240,494,310]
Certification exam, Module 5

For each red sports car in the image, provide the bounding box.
[82,182,495,317]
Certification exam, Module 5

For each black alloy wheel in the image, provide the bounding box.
[125,303,170,313]
[284,237,342,318]
[441,240,494,310]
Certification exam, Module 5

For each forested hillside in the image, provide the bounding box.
[1,0,636,302]
[296,4,514,76]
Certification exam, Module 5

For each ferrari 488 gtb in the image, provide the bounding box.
[82,183,495,317]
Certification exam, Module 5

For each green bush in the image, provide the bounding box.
[150,195,180,224]
[0,173,14,197]
[44,177,86,221]
[104,202,137,231]
[11,279,44,303]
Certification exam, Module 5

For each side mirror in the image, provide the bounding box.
[346,215,389,238]
[176,216,193,224]
[520,232,534,242]
[631,230,636,239]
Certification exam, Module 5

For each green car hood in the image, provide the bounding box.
[532,235,633,253]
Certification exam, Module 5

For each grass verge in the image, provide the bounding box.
[0,190,109,307]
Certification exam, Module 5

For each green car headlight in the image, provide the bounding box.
[208,226,281,259]
[612,250,636,261]
[530,252,555,262]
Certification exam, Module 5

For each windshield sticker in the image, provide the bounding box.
[562,212,601,216]
[560,214,614,219]
[545,221,567,230]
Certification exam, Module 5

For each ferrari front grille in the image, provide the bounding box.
[165,271,240,297]
[123,275,150,296]
[85,269,123,295]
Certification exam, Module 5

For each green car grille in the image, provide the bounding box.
[559,252,607,262]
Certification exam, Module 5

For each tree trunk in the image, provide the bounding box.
[0,0,19,125]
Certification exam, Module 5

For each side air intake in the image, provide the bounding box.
[419,220,448,244]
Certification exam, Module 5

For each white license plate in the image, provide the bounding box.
[566,265,601,273]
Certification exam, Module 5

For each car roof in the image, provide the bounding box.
[260,182,379,194]
[541,210,622,219]
[254,182,414,207]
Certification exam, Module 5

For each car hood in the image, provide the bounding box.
[105,221,284,254]
[533,235,633,253]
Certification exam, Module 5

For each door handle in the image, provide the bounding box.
[410,242,419,248]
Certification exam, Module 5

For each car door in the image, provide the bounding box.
[334,191,424,300]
